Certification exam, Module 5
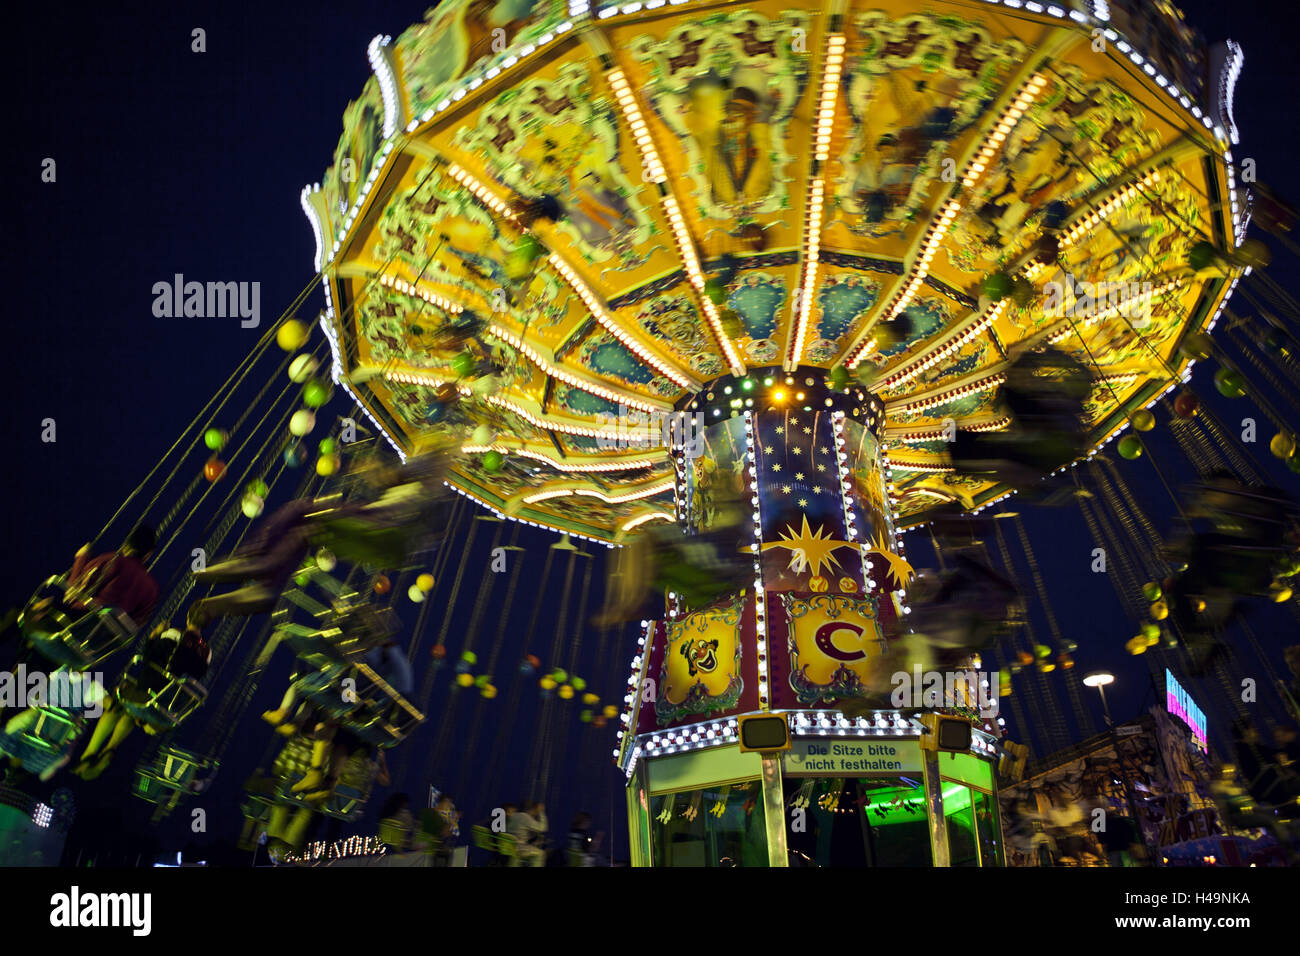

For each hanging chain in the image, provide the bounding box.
[1197,404,1267,486]
[542,554,594,807]
[991,519,1070,752]
[1099,457,1170,560]
[1227,325,1300,420]
[1012,515,1097,737]
[1165,412,1222,479]
[974,540,1042,757]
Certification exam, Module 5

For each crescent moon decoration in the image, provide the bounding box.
[814,620,867,662]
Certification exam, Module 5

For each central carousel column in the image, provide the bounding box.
[619,372,930,867]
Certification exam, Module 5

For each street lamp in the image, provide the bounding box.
[1081,670,1151,863]
[1083,671,1115,726]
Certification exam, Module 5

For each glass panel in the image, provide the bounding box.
[944,784,979,867]
[649,783,767,867]
[937,752,996,790]
[784,777,932,867]
[972,788,1004,867]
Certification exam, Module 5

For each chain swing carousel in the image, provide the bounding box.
[295,0,1259,867]
[10,0,1299,870]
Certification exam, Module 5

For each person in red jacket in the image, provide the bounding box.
[64,524,160,628]
[7,525,159,671]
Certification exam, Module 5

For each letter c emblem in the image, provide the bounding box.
[814,621,865,662]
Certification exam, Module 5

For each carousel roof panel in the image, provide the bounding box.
[308,0,1244,538]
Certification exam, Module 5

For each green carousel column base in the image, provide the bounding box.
[621,716,1005,867]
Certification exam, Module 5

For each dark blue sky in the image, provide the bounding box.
[5,0,1300,861]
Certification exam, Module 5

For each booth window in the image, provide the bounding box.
[972,788,1004,866]
[943,783,979,866]
[784,777,932,867]
[649,784,767,867]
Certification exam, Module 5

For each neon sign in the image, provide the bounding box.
[1166,670,1208,753]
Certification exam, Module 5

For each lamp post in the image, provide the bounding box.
[1083,671,1115,726]
[1082,670,1149,865]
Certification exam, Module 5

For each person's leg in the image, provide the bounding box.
[197,526,313,584]
[291,736,331,792]
[266,803,290,840]
[78,700,122,760]
[78,712,136,780]
[263,684,299,726]
[104,714,136,753]
[188,583,278,629]
[304,742,349,801]
[225,500,319,563]
[284,807,316,849]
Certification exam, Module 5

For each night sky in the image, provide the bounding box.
[5,0,1299,863]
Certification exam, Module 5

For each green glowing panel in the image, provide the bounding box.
[936,751,996,792]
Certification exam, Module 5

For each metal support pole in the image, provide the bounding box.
[627,761,652,867]
[923,749,950,866]
[760,754,789,868]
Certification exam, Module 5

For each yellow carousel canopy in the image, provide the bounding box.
[303,0,1244,540]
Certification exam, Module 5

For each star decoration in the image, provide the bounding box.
[803,427,812,435]
[820,447,830,455]
[865,533,915,588]
[761,515,859,578]
[775,426,784,435]
[782,485,792,494]
[795,472,806,481]
[813,486,823,495]
[798,498,808,507]
[790,417,799,425]
[792,447,803,455]
[764,446,774,454]
[816,463,827,472]
[772,463,782,472]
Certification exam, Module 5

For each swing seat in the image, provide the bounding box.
[468,826,516,864]
[116,660,208,732]
[296,663,365,719]
[335,661,424,747]
[132,772,172,804]
[19,577,137,671]
[271,735,315,783]
[134,745,217,795]
[236,793,275,852]
[240,792,274,824]
[470,825,495,851]
[272,776,371,821]
[268,734,371,818]
[275,593,396,665]
[495,832,519,863]
[319,782,369,821]
[1244,766,1300,816]
[0,706,85,777]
